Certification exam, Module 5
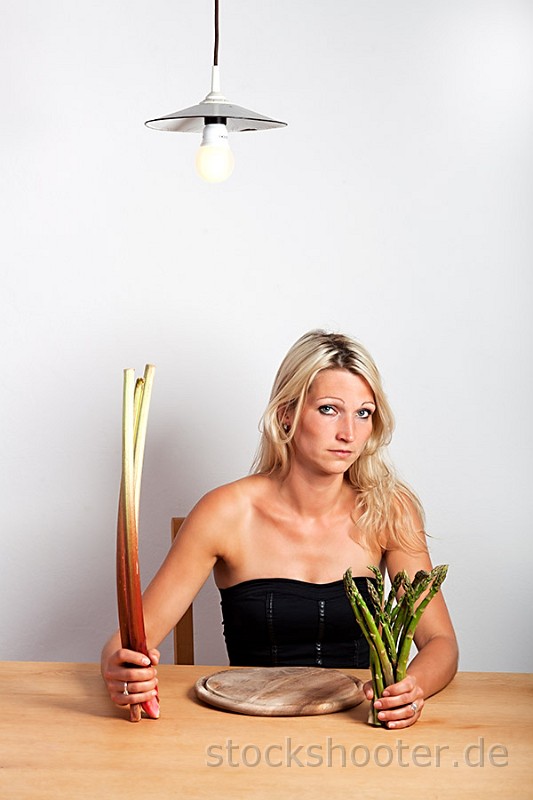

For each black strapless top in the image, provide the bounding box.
[219,576,375,669]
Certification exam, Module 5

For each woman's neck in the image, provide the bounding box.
[276,466,352,520]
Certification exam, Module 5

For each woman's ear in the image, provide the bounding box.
[278,405,294,434]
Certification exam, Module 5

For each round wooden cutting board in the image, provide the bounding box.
[195,666,365,716]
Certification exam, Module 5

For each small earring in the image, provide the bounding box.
[282,423,290,433]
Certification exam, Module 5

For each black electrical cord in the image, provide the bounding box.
[213,0,220,66]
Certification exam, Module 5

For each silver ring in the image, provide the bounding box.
[410,701,418,713]
[123,682,129,696]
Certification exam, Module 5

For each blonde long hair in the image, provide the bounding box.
[252,330,425,552]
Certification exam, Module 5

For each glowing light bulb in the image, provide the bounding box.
[195,122,235,183]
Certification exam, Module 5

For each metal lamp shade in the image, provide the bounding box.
[145,100,287,133]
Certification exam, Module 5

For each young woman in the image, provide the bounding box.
[101,330,458,729]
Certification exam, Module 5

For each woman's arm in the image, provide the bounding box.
[363,533,458,729]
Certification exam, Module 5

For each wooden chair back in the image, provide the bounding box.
[171,517,194,664]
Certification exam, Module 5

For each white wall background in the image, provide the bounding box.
[1,0,531,671]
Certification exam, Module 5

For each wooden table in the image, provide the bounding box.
[2,662,532,799]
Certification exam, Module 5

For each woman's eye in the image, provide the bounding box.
[357,408,373,419]
[318,405,336,415]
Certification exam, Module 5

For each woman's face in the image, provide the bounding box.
[287,368,376,477]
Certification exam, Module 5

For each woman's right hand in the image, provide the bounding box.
[102,647,160,710]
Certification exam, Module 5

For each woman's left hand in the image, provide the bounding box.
[363,674,424,729]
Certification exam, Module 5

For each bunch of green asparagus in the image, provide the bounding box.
[343,564,448,726]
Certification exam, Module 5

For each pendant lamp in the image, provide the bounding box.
[145,0,287,182]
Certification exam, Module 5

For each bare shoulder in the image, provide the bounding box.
[193,474,268,516]
[177,474,270,544]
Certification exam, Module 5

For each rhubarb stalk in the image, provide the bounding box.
[116,364,160,722]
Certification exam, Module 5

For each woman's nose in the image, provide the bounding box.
[336,417,355,442]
